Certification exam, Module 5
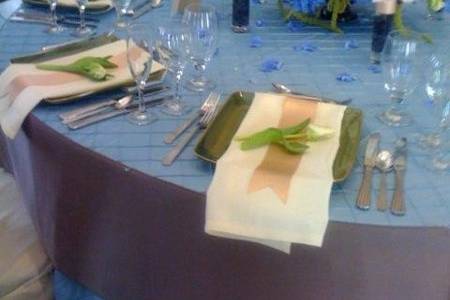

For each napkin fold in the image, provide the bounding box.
[206,93,346,253]
[0,40,164,139]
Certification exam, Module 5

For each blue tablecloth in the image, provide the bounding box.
[0,0,449,229]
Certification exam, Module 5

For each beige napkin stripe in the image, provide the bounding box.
[8,46,144,99]
[247,96,318,204]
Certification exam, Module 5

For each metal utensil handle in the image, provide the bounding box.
[391,171,406,215]
[376,173,388,211]
[60,100,116,121]
[132,2,153,19]
[67,110,128,129]
[164,111,200,144]
[289,91,350,105]
[162,126,200,166]
[62,105,113,124]
[356,167,373,210]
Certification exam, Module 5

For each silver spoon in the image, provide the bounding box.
[62,95,133,124]
[272,82,352,105]
[375,150,394,211]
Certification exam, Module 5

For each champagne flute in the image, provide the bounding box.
[377,31,423,127]
[182,3,218,92]
[47,0,64,33]
[127,23,157,126]
[155,24,191,116]
[112,0,132,28]
[417,55,450,149]
[73,0,95,37]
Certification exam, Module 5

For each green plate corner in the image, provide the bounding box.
[194,91,363,182]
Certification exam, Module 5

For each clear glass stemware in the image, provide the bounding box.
[127,23,157,126]
[47,0,64,33]
[155,25,191,116]
[182,3,219,92]
[417,56,450,149]
[112,0,132,28]
[377,31,423,127]
[73,0,95,37]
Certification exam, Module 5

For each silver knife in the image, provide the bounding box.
[391,137,407,216]
[356,132,381,210]
[10,16,96,28]
[16,9,100,22]
[67,96,171,129]
[14,12,98,27]
[164,110,201,144]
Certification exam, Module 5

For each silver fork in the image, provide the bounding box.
[164,92,218,144]
[162,93,220,166]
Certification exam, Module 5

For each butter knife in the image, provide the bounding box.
[391,137,407,216]
[14,12,98,27]
[356,132,381,210]
[10,16,96,28]
[67,96,170,129]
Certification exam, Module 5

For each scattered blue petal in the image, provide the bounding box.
[293,42,318,52]
[213,48,220,57]
[287,20,304,32]
[255,19,265,27]
[336,72,356,82]
[368,64,381,74]
[260,58,283,72]
[250,36,263,48]
[344,39,359,49]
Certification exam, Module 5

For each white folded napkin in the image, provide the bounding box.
[206,93,346,253]
[0,40,164,139]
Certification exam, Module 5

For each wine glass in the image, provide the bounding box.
[112,0,132,28]
[378,31,423,127]
[417,55,450,149]
[127,23,157,126]
[73,0,95,37]
[155,24,191,116]
[47,0,64,33]
[182,3,219,92]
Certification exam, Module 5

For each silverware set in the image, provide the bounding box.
[356,133,408,215]
[11,9,99,28]
[162,92,221,166]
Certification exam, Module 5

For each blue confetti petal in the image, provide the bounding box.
[213,48,220,57]
[255,19,265,27]
[250,36,263,48]
[260,58,283,72]
[293,42,318,52]
[344,39,359,49]
[336,72,356,82]
[287,20,303,32]
[368,64,381,74]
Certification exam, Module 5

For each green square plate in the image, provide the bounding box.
[194,91,363,182]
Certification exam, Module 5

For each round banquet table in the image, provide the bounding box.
[0,1,449,299]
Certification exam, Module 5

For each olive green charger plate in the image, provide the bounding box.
[194,91,363,182]
[11,34,165,104]
[22,0,112,13]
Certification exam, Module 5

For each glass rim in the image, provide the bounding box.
[183,3,216,13]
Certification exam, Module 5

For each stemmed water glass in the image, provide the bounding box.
[127,23,157,126]
[378,31,423,127]
[112,0,132,28]
[47,0,64,33]
[73,0,95,37]
[182,3,219,92]
[155,24,191,116]
[417,55,450,149]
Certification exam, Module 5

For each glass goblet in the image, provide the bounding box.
[73,0,95,37]
[155,25,191,116]
[47,0,64,33]
[377,31,423,127]
[417,56,450,149]
[127,23,157,126]
[112,0,132,28]
[182,3,218,92]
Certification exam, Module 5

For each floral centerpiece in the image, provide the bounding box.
[278,0,444,33]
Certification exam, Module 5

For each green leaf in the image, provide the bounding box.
[36,56,117,81]
[276,140,309,154]
[239,128,284,150]
[279,119,310,135]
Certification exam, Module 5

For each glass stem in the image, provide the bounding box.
[174,69,183,103]
[79,4,86,31]
[137,82,146,113]
[50,1,58,28]
[193,61,206,83]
